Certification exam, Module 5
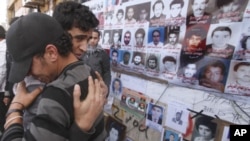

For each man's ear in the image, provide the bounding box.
[44,44,58,62]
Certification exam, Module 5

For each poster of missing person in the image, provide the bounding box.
[84,0,250,96]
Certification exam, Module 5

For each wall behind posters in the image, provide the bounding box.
[84,0,250,141]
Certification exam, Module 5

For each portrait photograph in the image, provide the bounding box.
[133,27,148,52]
[160,54,179,81]
[163,26,182,51]
[205,23,242,59]
[147,27,165,50]
[113,6,125,28]
[150,0,168,27]
[134,2,151,24]
[224,60,250,96]
[105,116,127,141]
[190,115,217,141]
[121,28,134,50]
[165,0,188,26]
[131,51,146,72]
[163,129,179,141]
[197,56,230,93]
[211,0,248,24]
[145,53,161,76]
[165,101,190,133]
[119,50,132,69]
[186,0,214,25]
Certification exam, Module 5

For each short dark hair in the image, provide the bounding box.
[147,55,158,68]
[135,28,145,38]
[124,31,131,36]
[123,51,130,57]
[112,49,118,55]
[186,25,206,39]
[191,0,209,5]
[93,29,100,37]
[170,0,184,9]
[162,56,176,64]
[151,104,163,112]
[152,29,161,37]
[204,60,226,75]
[53,1,99,31]
[195,116,217,136]
[216,0,246,9]
[234,62,250,71]
[117,9,124,16]
[211,26,232,37]
[112,78,122,92]
[153,0,165,11]
[105,12,113,19]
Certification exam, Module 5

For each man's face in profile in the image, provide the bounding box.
[170,3,182,18]
[139,9,148,21]
[136,33,144,47]
[184,63,197,78]
[148,59,157,69]
[134,55,142,65]
[154,3,164,18]
[205,66,223,82]
[169,33,178,45]
[127,8,134,20]
[192,0,207,17]
[124,32,131,45]
[212,31,231,48]
[152,31,161,45]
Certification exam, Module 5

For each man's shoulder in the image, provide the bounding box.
[47,62,92,89]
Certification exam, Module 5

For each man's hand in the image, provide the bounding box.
[73,76,105,132]
[95,71,108,98]
[10,81,43,109]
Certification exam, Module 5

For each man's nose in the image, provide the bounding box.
[80,41,88,52]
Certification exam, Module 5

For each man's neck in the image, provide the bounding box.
[57,53,79,76]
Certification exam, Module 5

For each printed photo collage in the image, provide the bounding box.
[83,0,250,96]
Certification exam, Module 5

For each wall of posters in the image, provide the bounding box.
[85,0,250,96]
[83,0,250,141]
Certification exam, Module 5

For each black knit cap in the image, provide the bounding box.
[6,12,64,83]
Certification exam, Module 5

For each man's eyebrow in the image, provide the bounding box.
[72,34,88,39]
